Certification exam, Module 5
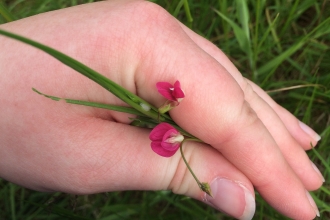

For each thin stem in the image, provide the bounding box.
[32,88,147,116]
[179,139,212,196]
[180,140,202,186]
[183,0,193,28]
[0,2,17,22]
[0,29,163,121]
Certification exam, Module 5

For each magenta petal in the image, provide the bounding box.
[174,80,181,88]
[161,141,180,151]
[149,123,176,141]
[161,129,181,150]
[163,129,179,139]
[159,90,175,101]
[173,88,184,99]
[151,141,177,157]
[149,123,182,157]
[173,81,185,98]
[156,82,172,90]
[156,82,176,101]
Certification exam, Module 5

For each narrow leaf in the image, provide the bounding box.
[236,0,250,45]
[0,2,17,22]
[258,16,330,76]
[32,88,146,116]
[213,8,247,51]
[0,28,161,120]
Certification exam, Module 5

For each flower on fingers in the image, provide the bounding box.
[156,80,185,113]
[149,123,184,157]
[156,80,185,102]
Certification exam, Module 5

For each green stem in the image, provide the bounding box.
[0,2,17,22]
[32,88,146,116]
[32,88,198,138]
[10,183,16,220]
[179,139,212,196]
[183,0,193,28]
[180,139,202,186]
[0,29,165,121]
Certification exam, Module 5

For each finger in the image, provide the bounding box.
[239,81,324,190]
[176,22,325,189]
[0,100,256,220]
[178,23,321,150]
[88,123,256,220]
[246,79,321,149]
[131,4,319,218]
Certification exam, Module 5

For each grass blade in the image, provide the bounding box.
[0,2,17,22]
[183,0,193,27]
[258,16,330,76]
[236,0,253,70]
[236,0,250,46]
[32,88,146,117]
[213,7,253,69]
[10,184,16,220]
[311,143,330,171]
[213,8,247,52]
[0,28,162,121]
[173,0,184,18]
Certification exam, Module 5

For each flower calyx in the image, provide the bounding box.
[156,80,185,114]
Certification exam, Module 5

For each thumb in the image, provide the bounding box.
[67,121,256,220]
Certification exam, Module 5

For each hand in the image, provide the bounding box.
[0,1,323,219]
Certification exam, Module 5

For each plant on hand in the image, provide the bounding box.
[149,122,211,196]
[156,81,185,114]
[0,29,212,196]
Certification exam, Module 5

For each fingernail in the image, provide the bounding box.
[299,121,321,142]
[204,178,255,220]
[306,190,320,217]
[311,161,325,182]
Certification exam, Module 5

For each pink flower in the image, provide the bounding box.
[149,123,184,157]
[156,80,185,103]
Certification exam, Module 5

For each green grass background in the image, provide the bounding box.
[0,0,329,219]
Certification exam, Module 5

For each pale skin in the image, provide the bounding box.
[0,1,324,219]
